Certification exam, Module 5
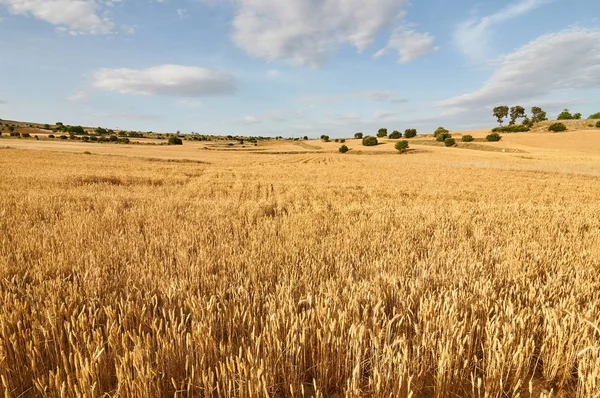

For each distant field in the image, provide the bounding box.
[1,124,600,397]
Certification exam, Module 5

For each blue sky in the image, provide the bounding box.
[1,0,599,137]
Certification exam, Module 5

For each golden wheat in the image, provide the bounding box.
[0,146,599,397]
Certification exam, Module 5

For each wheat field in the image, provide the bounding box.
[0,142,599,397]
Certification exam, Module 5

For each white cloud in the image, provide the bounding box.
[233,116,261,125]
[66,90,88,102]
[455,0,553,60]
[92,64,236,97]
[0,0,114,34]
[366,90,407,103]
[438,28,600,109]
[121,24,135,34]
[231,0,434,67]
[176,8,186,18]
[375,28,438,63]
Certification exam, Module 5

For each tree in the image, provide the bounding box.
[43,124,50,130]
[8,125,14,133]
[395,140,409,153]
[493,106,509,126]
[573,113,582,120]
[509,106,525,125]
[436,132,451,142]
[67,125,85,135]
[588,112,600,119]
[557,109,573,120]
[522,117,533,128]
[531,107,547,123]
[434,127,449,138]
[377,128,388,138]
[354,132,363,139]
[404,128,417,138]
[389,130,402,139]
[362,136,378,146]
[168,136,183,145]
[321,135,330,142]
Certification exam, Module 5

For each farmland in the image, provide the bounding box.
[0,124,599,397]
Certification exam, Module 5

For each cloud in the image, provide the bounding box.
[366,91,407,103]
[233,116,261,125]
[455,0,553,60]
[97,112,161,120]
[438,28,600,110]
[231,0,434,67]
[66,90,88,102]
[176,8,186,18]
[0,100,6,104]
[92,64,236,97]
[375,28,438,63]
[0,0,114,34]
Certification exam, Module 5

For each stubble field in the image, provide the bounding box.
[0,131,599,397]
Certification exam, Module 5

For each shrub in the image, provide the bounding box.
[377,128,388,138]
[389,130,402,139]
[444,138,456,147]
[338,145,349,153]
[434,127,448,138]
[67,125,85,135]
[83,151,91,155]
[486,133,502,141]
[522,117,533,128]
[491,124,530,133]
[59,135,68,140]
[557,109,573,120]
[44,124,50,130]
[8,126,15,132]
[404,128,417,138]
[48,134,55,139]
[596,121,600,128]
[0,131,2,136]
[340,139,345,143]
[10,132,19,137]
[109,135,118,142]
[321,135,330,142]
[354,132,363,139]
[334,138,339,142]
[303,136,308,140]
[168,136,183,145]
[82,136,90,142]
[462,135,474,142]
[90,136,98,141]
[548,122,567,132]
[395,140,409,153]
[588,112,600,119]
[21,133,31,138]
[436,132,451,142]
[362,136,378,146]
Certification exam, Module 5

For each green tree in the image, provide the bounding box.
[321,135,330,142]
[509,106,526,125]
[493,106,509,126]
[557,109,573,120]
[354,132,363,139]
[436,132,452,142]
[588,112,600,119]
[362,136,378,146]
[531,107,547,123]
[377,128,388,138]
[8,125,14,133]
[168,136,183,145]
[573,112,582,120]
[389,130,402,139]
[395,140,409,153]
[434,127,449,138]
[404,128,417,138]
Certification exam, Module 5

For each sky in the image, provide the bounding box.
[1,0,600,137]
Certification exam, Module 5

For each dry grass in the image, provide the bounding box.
[1,142,600,397]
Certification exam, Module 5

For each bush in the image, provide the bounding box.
[48,134,55,139]
[444,138,456,147]
[462,135,474,142]
[434,127,448,138]
[321,135,330,142]
[44,124,50,130]
[338,145,349,153]
[377,128,388,138]
[362,136,378,146]
[354,132,363,139]
[548,122,567,132]
[21,133,31,138]
[395,140,409,153]
[486,133,502,141]
[491,124,530,133]
[82,136,90,142]
[340,139,345,143]
[389,130,402,139]
[436,132,451,142]
[168,136,183,145]
[59,135,68,140]
[90,136,98,141]
[334,138,339,142]
[109,135,118,142]
[83,151,91,155]
[596,121,600,128]
[404,128,417,138]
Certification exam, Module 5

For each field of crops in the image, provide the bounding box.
[1,145,599,397]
